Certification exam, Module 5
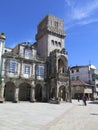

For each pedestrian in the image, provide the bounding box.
[77,95,80,102]
[82,95,87,106]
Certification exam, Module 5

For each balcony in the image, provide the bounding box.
[20,74,35,80]
[18,53,36,60]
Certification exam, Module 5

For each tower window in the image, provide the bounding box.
[58,42,61,47]
[55,41,58,46]
[51,40,54,45]
[54,21,58,27]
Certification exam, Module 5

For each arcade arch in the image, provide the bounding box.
[4,81,15,101]
[35,84,42,102]
[19,82,31,101]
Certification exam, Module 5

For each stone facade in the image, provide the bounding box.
[0,15,71,103]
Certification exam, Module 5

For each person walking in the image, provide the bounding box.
[77,95,80,102]
[82,95,87,106]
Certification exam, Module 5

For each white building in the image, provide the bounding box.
[70,65,98,99]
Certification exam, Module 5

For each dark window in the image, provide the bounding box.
[71,70,74,73]
[58,42,61,47]
[55,41,58,46]
[76,69,79,72]
[51,40,54,45]
[54,21,58,27]
[76,76,79,80]
[96,85,98,88]
[72,77,75,80]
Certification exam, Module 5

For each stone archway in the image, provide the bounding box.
[59,86,66,101]
[35,84,42,102]
[19,82,31,101]
[4,81,15,101]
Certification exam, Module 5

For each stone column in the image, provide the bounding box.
[14,87,19,103]
[0,78,5,103]
[30,82,35,102]
[42,83,47,102]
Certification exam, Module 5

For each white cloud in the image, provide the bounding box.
[78,18,98,25]
[72,0,98,20]
[65,0,98,28]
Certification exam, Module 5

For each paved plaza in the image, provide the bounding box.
[0,100,98,130]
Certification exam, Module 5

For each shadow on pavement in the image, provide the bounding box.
[88,100,98,105]
[90,113,98,116]
[78,104,84,106]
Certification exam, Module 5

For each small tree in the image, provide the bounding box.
[1,32,5,36]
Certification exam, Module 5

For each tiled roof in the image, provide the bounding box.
[70,65,89,69]
[71,80,90,86]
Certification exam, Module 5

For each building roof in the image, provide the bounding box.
[70,64,96,70]
[71,80,90,86]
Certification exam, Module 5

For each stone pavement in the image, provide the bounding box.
[0,100,98,130]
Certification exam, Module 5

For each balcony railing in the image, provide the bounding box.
[19,74,35,80]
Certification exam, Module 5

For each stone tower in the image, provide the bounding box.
[36,15,71,102]
[0,33,6,102]
[36,15,66,59]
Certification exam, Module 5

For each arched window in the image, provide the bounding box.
[58,42,61,47]
[58,59,64,74]
[55,41,58,46]
[51,40,54,45]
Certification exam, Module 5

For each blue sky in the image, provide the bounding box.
[0,0,98,68]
